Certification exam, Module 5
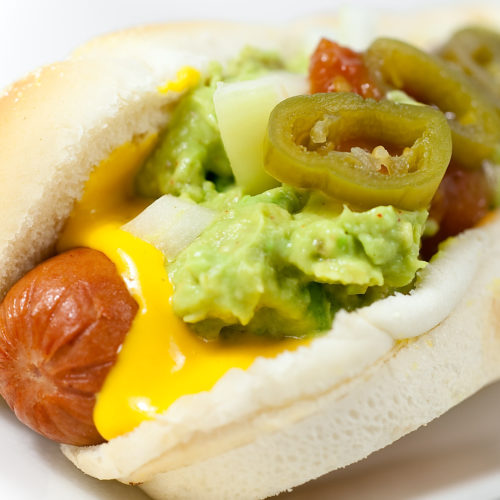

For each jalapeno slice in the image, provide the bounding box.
[439,27,500,108]
[365,38,500,169]
[264,93,452,210]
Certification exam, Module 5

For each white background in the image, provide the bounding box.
[1,1,500,499]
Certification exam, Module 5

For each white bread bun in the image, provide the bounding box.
[1,7,500,500]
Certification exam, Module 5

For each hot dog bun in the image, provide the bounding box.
[1,7,500,500]
[61,219,500,500]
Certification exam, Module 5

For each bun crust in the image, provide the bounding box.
[1,10,500,500]
[61,215,500,500]
[0,21,292,301]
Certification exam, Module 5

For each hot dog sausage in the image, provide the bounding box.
[0,248,137,446]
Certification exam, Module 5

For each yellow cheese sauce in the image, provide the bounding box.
[58,135,305,441]
[158,67,200,94]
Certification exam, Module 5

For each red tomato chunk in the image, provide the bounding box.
[309,38,382,99]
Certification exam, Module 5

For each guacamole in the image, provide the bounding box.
[135,81,232,202]
[135,48,286,203]
[170,187,427,340]
[134,48,429,340]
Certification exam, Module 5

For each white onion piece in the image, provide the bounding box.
[214,72,308,195]
[122,195,215,260]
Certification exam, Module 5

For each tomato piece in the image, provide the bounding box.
[309,38,382,99]
[421,164,492,259]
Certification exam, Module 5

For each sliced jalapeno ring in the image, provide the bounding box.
[264,92,452,211]
[365,38,500,169]
[439,27,500,108]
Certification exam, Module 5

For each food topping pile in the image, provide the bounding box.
[1,26,500,445]
[132,30,500,340]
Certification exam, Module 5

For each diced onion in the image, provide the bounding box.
[214,72,308,195]
[122,195,215,260]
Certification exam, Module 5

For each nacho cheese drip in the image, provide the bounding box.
[58,132,304,441]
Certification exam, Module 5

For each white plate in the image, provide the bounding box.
[1,1,499,499]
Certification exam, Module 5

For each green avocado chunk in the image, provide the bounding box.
[169,187,427,340]
[134,48,286,203]
[134,82,233,202]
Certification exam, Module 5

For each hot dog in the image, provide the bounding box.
[0,248,137,445]
[1,10,500,500]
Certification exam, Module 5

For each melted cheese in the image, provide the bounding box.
[58,138,305,441]
[158,67,201,94]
